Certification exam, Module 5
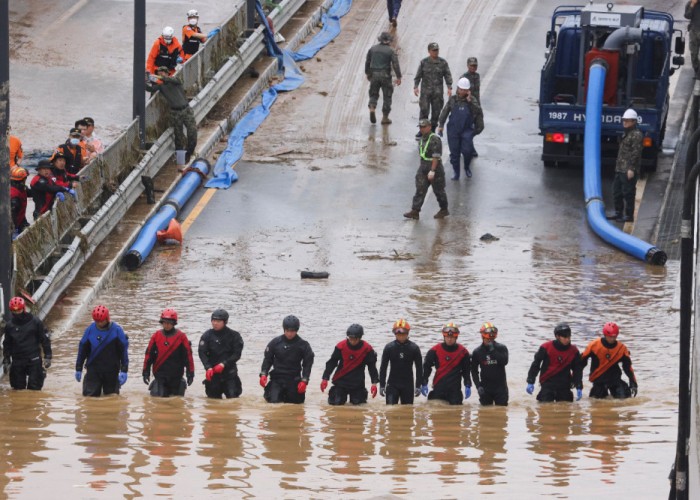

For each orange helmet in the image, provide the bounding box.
[10,166,28,182]
[392,319,410,334]
[480,322,498,339]
[442,322,460,336]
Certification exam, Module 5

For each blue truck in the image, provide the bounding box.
[539,3,685,171]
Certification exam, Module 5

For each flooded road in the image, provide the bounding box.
[4,0,687,497]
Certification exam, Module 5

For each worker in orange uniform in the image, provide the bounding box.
[581,321,638,399]
[147,26,184,76]
[10,166,30,236]
[182,9,207,61]
[8,126,23,167]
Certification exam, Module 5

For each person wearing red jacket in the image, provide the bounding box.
[30,160,73,220]
[422,322,472,405]
[10,166,30,235]
[526,323,584,402]
[51,150,79,188]
[147,26,184,76]
[320,324,379,405]
[142,309,195,397]
[581,321,638,399]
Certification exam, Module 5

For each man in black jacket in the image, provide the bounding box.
[198,309,244,399]
[3,296,52,390]
[470,322,509,406]
[379,318,423,405]
[259,315,314,404]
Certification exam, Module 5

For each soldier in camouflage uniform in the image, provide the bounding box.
[413,43,453,138]
[608,109,643,223]
[404,119,449,220]
[146,66,198,161]
[437,78,484,180]
[685,0,700,78]
[461,56,481,157]
[365,32,402,125]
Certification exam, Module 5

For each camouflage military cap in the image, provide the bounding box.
[378,32,392,43]
[467,57,478,66]
[418,118,431,127]
[428,42,439,51]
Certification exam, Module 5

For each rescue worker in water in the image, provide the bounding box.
[470,322,509,406]
[421,322,472,405]
[379,319,423,405]
[581,321,638,399]
[198,309,245,399]
[526,323,584,402]
[142,309,195,397]
[320,324,379,405]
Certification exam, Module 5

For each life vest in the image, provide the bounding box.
[156,41,179,70]
[54,143,83,175]
[10,184,28,228]
[145,329,189,374]
[332,339,373,382]
[182,25,202,56]
[582,338,628,382]
[540,340,578,384]
[29,175,56,215]
[431,343,468,386]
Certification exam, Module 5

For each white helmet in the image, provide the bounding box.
[457,77,471,90]
[622,109,638,120]
[162,26,175,39]
[187,9,199,17]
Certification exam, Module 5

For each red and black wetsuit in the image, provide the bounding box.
[527,339,583,402]
[470,341,509,406]
[30,175,67,219]
[52,167,78,189]
[423,342,471,405]
[322,339,379,405]
[143,328,195,397]
[581,337,637,399]
[379,339,423,405]
[10,180,29,232]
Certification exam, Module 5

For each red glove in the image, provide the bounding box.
[205,368,214,382]
[320,379,328,392]
[370,384,378,398]
[259,375,268,388]
[213,363,225,374]
[297,381,307,394]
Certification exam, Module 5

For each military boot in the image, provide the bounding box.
[381,113,392,124]
[434,209,450,219]
[403,209,420,220]
[369,107,377,124]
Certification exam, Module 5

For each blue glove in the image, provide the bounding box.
[207,27,221,38]
[56,192,65,202]
[421,384,429,397]
[526,383,535,395]
[118,372,128,386]
[11,229,19,241]
[464,386,471,399]
[176,56,183,64]
[67,188,77,199]
[576,388,583,401]
[75,371,82,382]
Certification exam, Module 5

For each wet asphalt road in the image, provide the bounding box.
[3,0,692,497]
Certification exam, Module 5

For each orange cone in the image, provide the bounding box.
[156,219,183,244]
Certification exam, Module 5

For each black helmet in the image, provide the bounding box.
[346,323,364,338]
[211,309,229,322]
[283,315,300,331]
[554,323,571,337]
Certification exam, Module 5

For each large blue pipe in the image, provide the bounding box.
[122,158,210,270]
[583,61,666,266]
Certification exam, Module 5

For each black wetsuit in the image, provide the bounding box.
[379,339,423,404]
[3,312,52,390]
[260,334,314,404]
[471,341,509,406]
[199,326,244,398]
[423,342,471,405]
[322,339,379,405]
[527,339,583,402]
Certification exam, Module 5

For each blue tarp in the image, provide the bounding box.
[205,0,350,189]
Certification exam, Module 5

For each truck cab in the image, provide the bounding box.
[539,3,685,171]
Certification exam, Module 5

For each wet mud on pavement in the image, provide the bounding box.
[2,0,688,497]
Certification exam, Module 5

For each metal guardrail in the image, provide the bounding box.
[14,0,313,319]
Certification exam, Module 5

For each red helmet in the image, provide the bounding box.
[9,296,26,313]
[160,308,178,323]
[442,322,460,337]
[92,305,110,322]
[602,322,619,337]
[480,322,498,339]
[392,318,410,334]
